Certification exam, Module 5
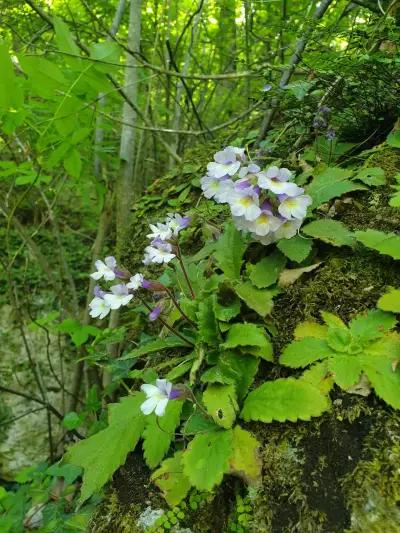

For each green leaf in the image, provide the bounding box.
[300,361,333,394]
[183,411,220,435]
[387,130,400,148]
[249,250,286,288]
[285,80,315,100]
[201,351,259,401]
[196,295,219,345]
[214,297,241,322]
[228,426,261,486]
[277,235,313,263]
[241,378,330,422]
[280,337,336,368]
[328,356,362,389]
[355,167,386,186]
[64,149,82,178]
[377,288,400,313]
[349,309,397,345]
[64,393,145,504]
[53,17,80,56]
[203,384,238,429]
[222,324,273,362]
[234,282,278,317]
[326,327,352,352]
[320,311,347,330]
[302,219,355,247]
[182,430,233,491]
[355,229,400,260]
[165,357,195,381]
[142,401,183,468]
[151,451,191,507]
[294,321,328,339]
[214,223,247,280]
[62,412,82,430]
[306,167,365,209]
[46,463,82,486]
[362,355,400,409]
[122,337,191,359]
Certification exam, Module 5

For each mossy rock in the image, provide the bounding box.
[90,144,400,532]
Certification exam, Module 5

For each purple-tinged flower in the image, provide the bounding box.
[200,175,235,203]
[278,194,312,220]
[313,116,327,129]
[258,168,303,197]
[166,213,190,236]
[319,106,331,114]
[149,304,162,322]
[93,285,106,298]
[262,84,272,92]
[143,241,176,264]
[103,284,133,310]
[274,218,302,240]
[229,188,261,221]
[326,128,336,141]
[147,222,172,241]
[238,163,261,179]
[89,296,112,319]
[126,273,144,291]
[140,379,175,416]
[250,202,282,237]
[90,256,119,281]
[207,148,241,179]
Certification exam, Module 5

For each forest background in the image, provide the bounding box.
[0,0,400,531]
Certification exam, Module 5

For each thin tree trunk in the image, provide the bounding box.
[257,0,334,144]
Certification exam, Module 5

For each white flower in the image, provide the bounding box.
[140,379,173,416]
[166,213,190,235]
[147,222,172,241]
[278,194,312,220]
[238,163,260,179]
[250,210,282,237]
[252,232,277,246]
[229,188,261,221]
[200,176,234,203]
[89,296,112,319]
[90,256,117,281]
[274,218,302,239]
[143,241,176,264]
[126,273,144,290]
[264,166,293,182]
[206,147,242,178]
[227,146,246,161]
[233,215,252,232]
[258,172,304,196]
[103,284,133,310]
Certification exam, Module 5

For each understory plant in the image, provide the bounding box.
[63,147,400,509]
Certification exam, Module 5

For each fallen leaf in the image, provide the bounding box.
[278,262,322,287]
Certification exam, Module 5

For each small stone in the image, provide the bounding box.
[137,506,164,530]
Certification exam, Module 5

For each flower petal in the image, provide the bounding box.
[140,397,159,415]
[155,398,169,417]
[141,384,160,397]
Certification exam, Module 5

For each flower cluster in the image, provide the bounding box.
[143,213,190,265]
[88,213,190,320]
[200,146,312,244]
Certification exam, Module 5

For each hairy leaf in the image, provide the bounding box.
[222,324,273,361]
[377,288,400,313]
[234,282,278,317]
[355,229,400,260]
[64,394,145,504]
[362,355,400,409]
[249,250,286,288]
[241,378,330,422]
[355,167,385,186]
[214,223,247,280]
[151,451,191,507]
[182,430,233,491]
[183,411,220,436]
[302,219,355,247]
[142,401,183,468]
[203,384,238,429]
[280,337,336,368]
[306,167,365,209]
[197,295,219,345]
[277,235,313,263]
[214,297,241,322]
[349,309,397,345]
[122,336,191,359]
[294,321,328,340]
[328,355,362,389]
[229,426,262,486]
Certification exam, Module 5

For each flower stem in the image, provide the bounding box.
[138,295,194,348]
[165,287,196,328]
[175,241,196,299]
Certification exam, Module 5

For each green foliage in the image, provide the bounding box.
[355,229,400,260]
[182,430,233,491]
[234,281,277,317]
[151,451,191,507]
[306,167,366,209]
[203,384,238,429]
[277,235,313,263]
[65,394,145,504]
[354,167,386,186]
[302,219,355,247]
[389,173,400,207]
[386,130,400,148]
[228,426,261,486]
[214,223,247,280]
[143,401,183,468]
[248,250,286,288]
[280,310,400,408]
[122,336,191,359]
[222,323,273,361]
[241,378,330,422]
[377,288,400,313]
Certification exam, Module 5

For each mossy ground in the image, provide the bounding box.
[89,142,400,532]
